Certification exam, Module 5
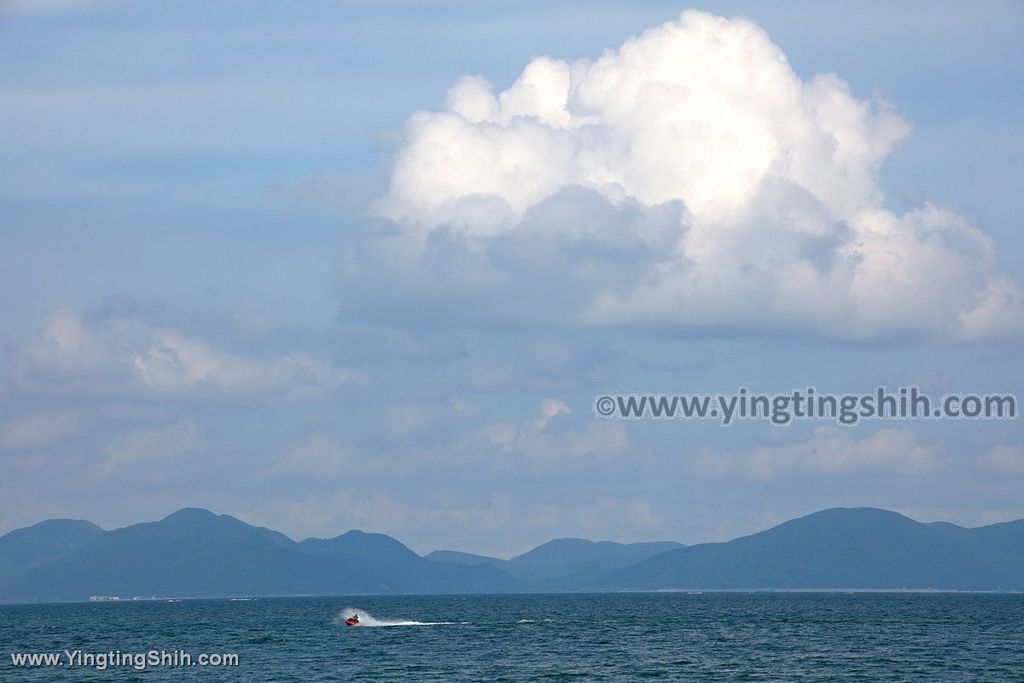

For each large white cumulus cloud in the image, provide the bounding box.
[368,10,1024,341]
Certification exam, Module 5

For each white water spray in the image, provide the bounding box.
[335,608,453,627]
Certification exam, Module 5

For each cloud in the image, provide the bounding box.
[689,427,940,480]
[348,9,1024,341]
[979,445,1024,476]
[533,398,570,430]
[10,308,357,399]
[0,412,81,452]
[98,419,209,477]
[335,399,629,480]
[478,399,628,466]
[267,434,357,479]
[330,324,467,365]
[0,0,101,15]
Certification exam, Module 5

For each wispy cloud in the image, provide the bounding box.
[979,444,1024,476]
[689,427,941,480]
[10,308,357,399]
[97,419,209,478]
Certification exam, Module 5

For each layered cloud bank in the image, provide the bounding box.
[365,10,1023,341]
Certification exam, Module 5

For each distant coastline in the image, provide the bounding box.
[1,507,1022,603]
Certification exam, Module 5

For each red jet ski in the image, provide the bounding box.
[344,615,360,627]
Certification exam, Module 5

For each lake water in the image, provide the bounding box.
[3,593,1023,681]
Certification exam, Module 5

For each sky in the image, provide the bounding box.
[0,0,1022,557]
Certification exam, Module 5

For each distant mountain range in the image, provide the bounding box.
[593,508,1024,591]
[1,507,1021,602]
[427,539,684,589]
[0,509,523,601]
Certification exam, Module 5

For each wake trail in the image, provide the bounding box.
[335,608,456,627]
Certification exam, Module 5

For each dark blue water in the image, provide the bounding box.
[3,593,1023,681]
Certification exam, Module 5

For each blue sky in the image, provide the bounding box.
[1,1,1022,555]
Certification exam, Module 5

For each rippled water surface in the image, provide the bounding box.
[3,593,1023,681]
